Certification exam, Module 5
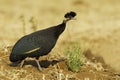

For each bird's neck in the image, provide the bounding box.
[55,22,66,38]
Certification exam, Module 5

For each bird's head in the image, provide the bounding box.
[63,11,76,23]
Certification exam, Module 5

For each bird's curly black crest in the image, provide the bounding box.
[64,11,76,19]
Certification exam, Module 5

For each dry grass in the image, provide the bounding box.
[0,45,120,80]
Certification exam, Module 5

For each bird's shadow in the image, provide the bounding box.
[10,59,61,68]
[25,59,60,68]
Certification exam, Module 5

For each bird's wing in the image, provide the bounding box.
[12,36,42,55]
[24,47,40,54]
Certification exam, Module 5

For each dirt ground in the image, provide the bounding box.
[0,0,120,80]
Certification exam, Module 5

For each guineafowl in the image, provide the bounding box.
[10,11,76,71]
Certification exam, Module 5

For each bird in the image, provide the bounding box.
[9,11,76,71]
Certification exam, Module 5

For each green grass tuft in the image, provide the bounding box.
[66,44,82,72]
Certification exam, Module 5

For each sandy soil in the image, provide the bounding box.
[0,0,120,79]
[0,49,120,80]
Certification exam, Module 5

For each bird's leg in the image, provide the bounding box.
[20,59,25,68]
[35,58,42,72]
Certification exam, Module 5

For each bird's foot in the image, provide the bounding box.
[20,60,25,68]
[38,66,42,72]
[35,59,42,72]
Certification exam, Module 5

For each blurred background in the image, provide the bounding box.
[0,0,120,72]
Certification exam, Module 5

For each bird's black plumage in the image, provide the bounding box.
[9,11,76,71]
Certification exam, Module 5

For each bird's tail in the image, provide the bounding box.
[10,53,25,62]
[63,11,76,23]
